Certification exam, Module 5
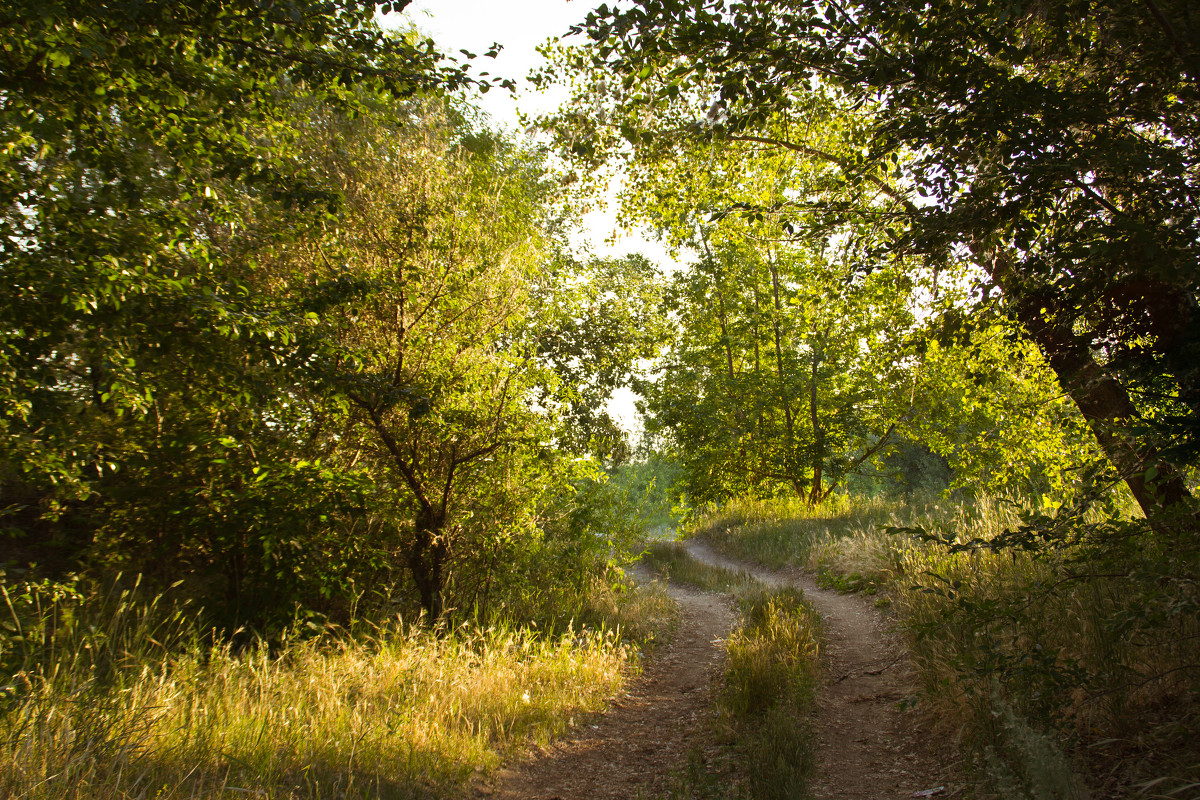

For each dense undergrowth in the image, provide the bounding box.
[689,495,1200,800]
[0,572,674,800]
[642,543,821,800]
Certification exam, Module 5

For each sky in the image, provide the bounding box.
[383,0,660,435]
[398,0,587,130]
[384,1,665,259]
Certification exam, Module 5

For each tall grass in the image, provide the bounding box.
[684,494,887,569]
[693,494,1200,798]
[719,586,821,800]
[639,541,758,594]
[0,574,671,800]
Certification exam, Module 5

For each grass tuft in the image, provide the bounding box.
[635,546,821,800]
[720,586,821,800]
[639,541,757,594]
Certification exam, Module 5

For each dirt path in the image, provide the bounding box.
[476,580,734,800]
[480,543,950,799]
[685,539,951,800]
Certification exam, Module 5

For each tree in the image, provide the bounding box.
[533,251,669,464]
[534,61,925,503]
[0,1,495,620]
[643,225,919,504]
[551,0,1200,520]
[279,99,566,620]
[0,0,474,478]
[908,308,1106,503]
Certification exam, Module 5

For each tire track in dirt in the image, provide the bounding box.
[476,580,734,800]
[684,539,952,800]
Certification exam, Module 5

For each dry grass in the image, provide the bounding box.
[696,494,1200,799]
[635,545,822,800]
[638,541,758,595]
[0,577,672,800]
[717,585,822,800]
[686,494,887,570]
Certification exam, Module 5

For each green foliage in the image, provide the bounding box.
[983,690,1090,800]
[0,0,471,502]
[536,253,669,464]
[607,455,688,533]
[0,1,533,630]
[552,0,1200,519]
[871,438,951,500]
[907,319,1103,503]
[488,473,670,630]
[1,5,641,629]
[543,27,1096,512]
[640,232,922,504]
[278,98,571,620]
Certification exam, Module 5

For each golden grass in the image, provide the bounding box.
[686,494,887,569]
[633,543,822,800]
[719,586,821,800]
[638,541,758,595]
[0,578,673,800]
[696,494,1200,798]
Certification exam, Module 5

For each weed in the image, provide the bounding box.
[639,541,757,594]
[720,586,821,800]
[815,569,877,595]
[983,688,1090,800]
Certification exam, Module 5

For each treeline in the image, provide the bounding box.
[0,1,661,632]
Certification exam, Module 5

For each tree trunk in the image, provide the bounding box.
[409,506,448,620]
[984,251,1191,517]
[808,329,828,505]
[721,136,1196,519]
[766,257,803,499]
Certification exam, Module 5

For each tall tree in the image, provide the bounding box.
[550,0,1200,519]
[642,219,919,504]
[0,1,486,615]
[534,252,669,464]
[284,100,566,619]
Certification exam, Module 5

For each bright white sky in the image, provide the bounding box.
[383,0,662,435]
[398,0,587,129]
[382,0,667,260]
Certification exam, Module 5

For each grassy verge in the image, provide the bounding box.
[639,543,822,800]
[690,495,1200,800]
[719,586,821,800]
[0,575,673,800]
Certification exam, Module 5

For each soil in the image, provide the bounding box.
[685,540,953,800]
[476,540,953,800]
[476,579,735,799]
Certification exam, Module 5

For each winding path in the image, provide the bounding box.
[685,539,950,800]
[478,541,951,799]
[477,580,734,799]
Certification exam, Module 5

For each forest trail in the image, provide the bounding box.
[685,539,951,800]
[476,579,734,799]
[478,541,949,800]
